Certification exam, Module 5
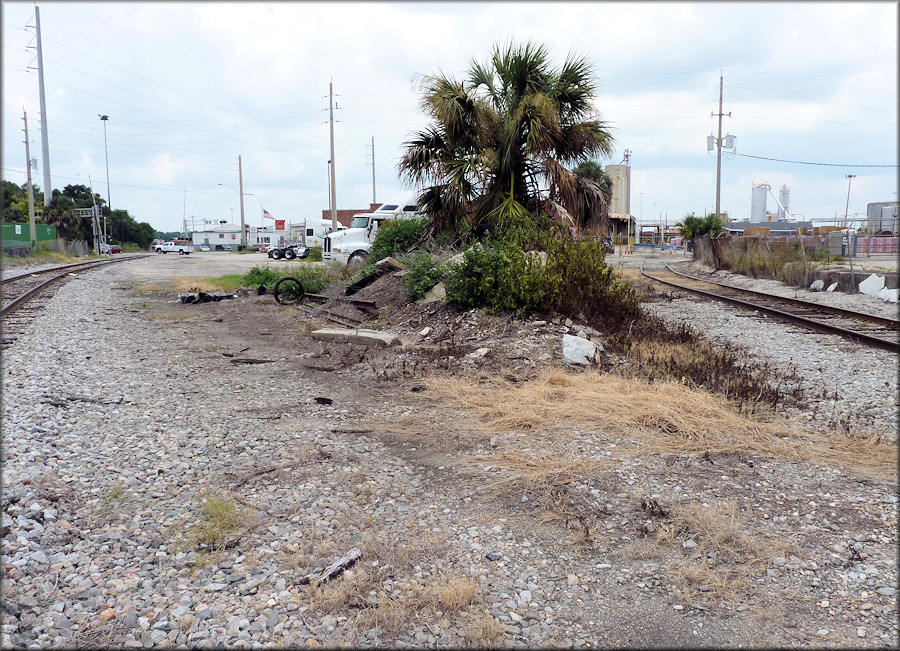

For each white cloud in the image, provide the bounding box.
[2,1,896,233]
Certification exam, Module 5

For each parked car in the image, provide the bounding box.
[214,244,232,251]
[593,236,614,254]
[199,245,211,252]
[101,243,123,254]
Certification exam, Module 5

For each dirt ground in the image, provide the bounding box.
[110,251,897,647]
[6,251,897,647]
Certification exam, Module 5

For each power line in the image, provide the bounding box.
[736,153,898,168]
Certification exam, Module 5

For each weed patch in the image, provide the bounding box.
[640,501,767,606]
[606,312,804,411]
[242,264,341,294]
[473,450,610,529]
[189,493,248,550]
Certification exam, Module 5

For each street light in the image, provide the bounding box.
[99,114,111,243]
[843,174,856,228]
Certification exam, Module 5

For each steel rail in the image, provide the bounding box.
[2,259,122,284]
[662,262,899,329]
[2,271,71,317]
[1,257,138,317]
[640,261,899,353]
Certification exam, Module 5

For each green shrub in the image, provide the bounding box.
[368,217,427,262]
[242,266,283,289]
[242,264,340,294]
[403,251,446,300]
[278,266,340,294]
[442,212,640,323]
[444,239,543,315]
[306,246,323,262]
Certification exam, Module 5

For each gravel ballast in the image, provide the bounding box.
[2,256,897,649]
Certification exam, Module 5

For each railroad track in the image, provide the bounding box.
[640,258,899,353]
[1,259,130,348]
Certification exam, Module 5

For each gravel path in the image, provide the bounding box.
[2,257,897,649]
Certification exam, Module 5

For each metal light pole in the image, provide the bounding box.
[844,174,857,291]
[99,115,111,243]
[843,175,856,228]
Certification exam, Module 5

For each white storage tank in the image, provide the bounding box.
[751,183,768,222]
[778,185,791,219]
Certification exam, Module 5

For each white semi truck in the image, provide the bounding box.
[322,192,423,266]
[267,218,348,260]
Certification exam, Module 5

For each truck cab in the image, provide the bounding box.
[322,192,423,266]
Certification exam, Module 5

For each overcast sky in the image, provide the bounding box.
[2,1,897,235]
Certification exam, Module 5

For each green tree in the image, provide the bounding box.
[62,184,105,209]
[399,40,614,239]
[676,212,725,240]
[40,193,81,240]
[2,180,30,222]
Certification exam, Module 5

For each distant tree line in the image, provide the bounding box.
[2,180,156,248]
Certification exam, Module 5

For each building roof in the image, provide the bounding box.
[724,220,813,234]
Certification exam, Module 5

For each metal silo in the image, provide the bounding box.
[778,185,791,220]
[751,183,768,222]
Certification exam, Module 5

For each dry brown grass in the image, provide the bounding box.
[131,283,167,292]
[637,500,768,606]
[308,569,478,640]
[462,613,506,647]
[470,450,610,528]
[424,368,897,479]
[168,275,226,292]
[427,576,478,611]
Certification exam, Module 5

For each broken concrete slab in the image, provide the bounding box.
[311,328,401,347]
[466,347,490,359]
[810,279,824,291]
[416,283,446,304]
[562,334,602,365]
[375,256,407,272]
[859,273,886,297]
[877,287,899,303]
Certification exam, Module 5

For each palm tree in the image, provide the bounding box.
[399,41,614,238]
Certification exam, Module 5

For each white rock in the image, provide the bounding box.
[858,273,885,297]
[561,334,601,365]
[876,287,899,303]
[466,348,490,359]
[810,279,824,291]
[825,282,838,293]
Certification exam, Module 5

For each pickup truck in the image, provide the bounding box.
[154,242,192,255]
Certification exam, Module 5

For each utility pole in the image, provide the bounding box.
[712,73,731,220]
[238,155,247,247]
[329,80,337,233]
[99,115,112,242]
[88,174,100,254]
[35,5,52,206]
[23,110,37,243]
[843,175,856,228]
[371,136,376,205]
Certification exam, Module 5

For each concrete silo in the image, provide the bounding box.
[751,183,769,222]
[778,185,791,220]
